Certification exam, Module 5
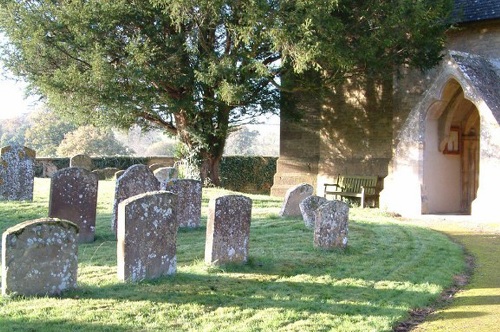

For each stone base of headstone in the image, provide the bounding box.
[313,200,349,249]
[2,218,79,297]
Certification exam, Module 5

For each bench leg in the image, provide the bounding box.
[361,189,365,208]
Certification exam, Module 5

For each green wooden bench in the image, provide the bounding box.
[323,175,381,208]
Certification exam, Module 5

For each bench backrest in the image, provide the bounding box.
[337,176,379,194]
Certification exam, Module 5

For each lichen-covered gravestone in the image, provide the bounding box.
[279,183,314,217]
[299,195,328,228]
[70,154,92,171]
[48,167,99,243]
[0,145,36,201]
[154,167,178,190]
[117,191,178,282]
[164,179,202,228]
[111,164,160,234]
[2,218,78,297]
[205,195,252,265]
[314,200,349,249]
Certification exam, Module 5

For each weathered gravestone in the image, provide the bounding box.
[164,179,202,228]
[154,167,178,190]
[0,145,36,201]
[70,154,92,171]
[279,183,314,217]
[111,164,160,234]
[313,200,349,249]
[48,167,98,243]
[300,195,328,228]
[205,195,252,265]
[117,191,178,282]
[2,218,78,297]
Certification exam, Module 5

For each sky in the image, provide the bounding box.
[0,75,40,120]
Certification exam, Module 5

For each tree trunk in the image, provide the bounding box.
[200,154,222,187]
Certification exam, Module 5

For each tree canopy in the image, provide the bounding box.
[0,0,453,184]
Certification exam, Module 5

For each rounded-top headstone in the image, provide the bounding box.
[279,183,314,217]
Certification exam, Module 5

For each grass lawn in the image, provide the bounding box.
[0,178,466,331]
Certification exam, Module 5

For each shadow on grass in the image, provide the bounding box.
[0,318,130,332]
[73,271,414,318]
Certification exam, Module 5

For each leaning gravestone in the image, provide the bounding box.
[48,167,99,243]
[117,191,178,282]
[279,183,314,217]
[205,195,252,265]
[2,218,79,297]
[70,154,92,171]
[154,167,178,190]
[0,145,36,201]
[111,164,160,234]
[314,200,349,249]
[300,195,328,228]
[164,179,202,228]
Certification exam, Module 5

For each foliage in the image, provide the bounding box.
[56,125,132,157]
[220,156,277,193]
[0,0,453,184]
[91,156,149,171]
[143,140,177,156]
[24,109,77,157]
[0,116,29,147]
[0,179,465,331]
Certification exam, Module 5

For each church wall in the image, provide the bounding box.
[316,76,393,195]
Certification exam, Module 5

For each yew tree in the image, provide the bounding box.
[0,0,452,184]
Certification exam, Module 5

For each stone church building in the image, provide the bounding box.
[271,0,500,220]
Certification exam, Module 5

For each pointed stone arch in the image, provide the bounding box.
[422,78,480,214]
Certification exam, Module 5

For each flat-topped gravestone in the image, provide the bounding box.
[164,179,202,228]
[2,218,79,297]
[300,195,328,228]
[117,191,178,282]
[48,167,98,243]
[111,164,160,234]
[279,183,314,217]
[314,200,349,249]
[154,167,178,190]
[205,195,252,265]
[0,145,36,201]
[70,154,92,171]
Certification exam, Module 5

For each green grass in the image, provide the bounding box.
[0,178,465,331]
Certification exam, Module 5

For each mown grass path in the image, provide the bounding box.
[402,218,500,331]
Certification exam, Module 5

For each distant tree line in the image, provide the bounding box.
[0,109,278,157]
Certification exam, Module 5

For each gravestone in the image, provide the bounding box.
[149,163,170,172]
[117,191,178,282]
[70,154,92,171]
[48,167,99,243]
[2,218,79,297]
[154,167,178,190]
[114,169,125,180]
[111,164,160,234]
[279,183,314,217]
[314,200,349,249]
[164,179,202,228]
[205,195,252,265]
[0,145,36,201]
[300,195,328,228]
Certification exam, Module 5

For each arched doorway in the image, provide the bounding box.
[423,79,480,215]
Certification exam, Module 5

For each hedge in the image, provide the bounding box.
[35,156,277,195]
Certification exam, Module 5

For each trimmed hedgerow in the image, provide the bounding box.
[220,156,277,194]
[35,156,277,194]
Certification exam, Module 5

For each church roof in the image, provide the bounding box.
[453,0,500,23]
